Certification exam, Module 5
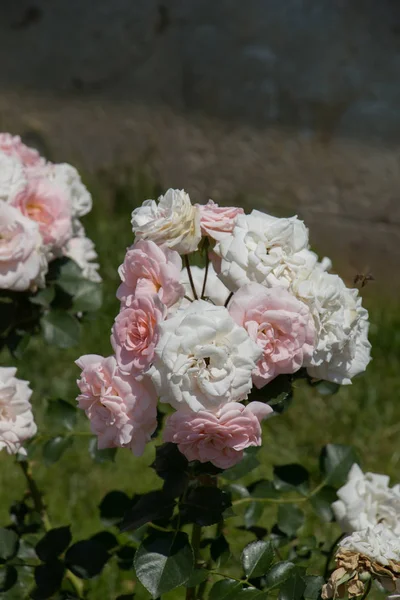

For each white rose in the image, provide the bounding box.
[47,163,93,217]
[150,300,262,412]
[64,222,101,283]
[0,367,37,455]
[332,464,400,535]
[180,264,230,306]
[213,211,309,292]
[340,524,400,566]
[131,188,201,254]
[294,271,371,384]
[0,201,47,291]
[0,152,26,201]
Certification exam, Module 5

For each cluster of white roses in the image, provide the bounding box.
[76,189,371,469]
[323,465,400,599]
[0,367,36,456]
[0,133,100,292]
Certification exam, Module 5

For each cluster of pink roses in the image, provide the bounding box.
[76,189,371,469]
[0,133,100,292]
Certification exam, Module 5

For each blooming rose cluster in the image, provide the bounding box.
[0,133,100,291]
[76,189,371,468]
[0,367,36,455]
[323,465,400,599]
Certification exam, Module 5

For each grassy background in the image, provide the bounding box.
[0,170,399,599]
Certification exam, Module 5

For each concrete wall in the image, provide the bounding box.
[1,0,400,290]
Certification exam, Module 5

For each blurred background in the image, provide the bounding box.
[0,2,399,598]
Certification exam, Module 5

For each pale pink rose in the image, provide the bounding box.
[197,200,244,241]
[11,178,72,248]
[75,354,158,456]
[117,240,184,308]
[163,401,273,469]
[0,201,47,291]
[229,283,315,388]
[111,295,166,374]
[0,133,45,167]
[0,367,37,456]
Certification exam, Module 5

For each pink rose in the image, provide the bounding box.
[164,401,273,469]
[111,295,166,374]
[117,240,184,308]
[196,200,244,241]
[229,283,315,388]
[11,178,72,248]
[75,354,158,456]
[0,133,45,167]
[0,201,47,291]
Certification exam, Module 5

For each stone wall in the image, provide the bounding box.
[1,0,399,290]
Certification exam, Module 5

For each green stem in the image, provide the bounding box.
[201,253,210,299]
[186,524,202,600]
[324,533,345,579]
[184,255,198,300]
[210,572,255,588]
[359,577,372,600]
[232,478,332,509]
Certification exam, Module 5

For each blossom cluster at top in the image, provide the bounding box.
[323,465,400,599]
[76,189,371,469]
[0,133,100,292]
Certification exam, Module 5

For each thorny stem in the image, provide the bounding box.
[18,460,84,598]
[184,255,198,300]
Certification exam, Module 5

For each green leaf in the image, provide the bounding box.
[315,381,341,396]
[134,531,194,598]
[56,260,85,295]
[65,540,109,579]
[265,561,296,591]
[0,565,18,592]
[310,486,337,522]
[244,501,264,529]
[116,544,136,570]
[45,399,77,432]
[91,532,118,552]
[222,448,260,481]
[43,436,73,464]
[303,575,325,600]
[320,444,359,487]
[120,491,175,531]
[210,535,230,567]
[30,286,55,308]
[180,487,232,526]
[99,490,132,527]
[41,311,81,348]
[241,540,275,578]
[88,437,117,463]
[32,560,65,599]
[35,527,71,562]
[278,569,306,600]
[208,579,242,600]
[249,479,279,499]
[72,281,102,313]
[273,464,310,495]
[277,504,304,537]
[250,374,293,414]
[185,568,208,587]
[0,528,19,561]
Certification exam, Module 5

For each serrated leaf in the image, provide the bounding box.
[65,540,109,579]
[222,448,260,481]
[279,569,306,600]
[72,281,102,313]
[310,486,337,522]
[0,565,18,592]
[265,561,296,590]
[210,535,230,567]
[30,287,55,308]
[242,540,275,578]
[180,487,231,526]
[184,568,208,587]
[244,502,264,529]
[274,464,310,495]
[99,490,132,527]
[56,260,85,295]
[41,311,81,348]
[120,491,175,531]
[134,531,194,598]
[45,399,77,432]
[249,479,279,499]
[277,504,304,537]
[320,444,359,487]
[0,528,19,561]
[42,436,73,464]
[303,575,325,600]
[35,527,71,562]
[32,560,64,599]
[208,579,243,600]
[88,437,117,463]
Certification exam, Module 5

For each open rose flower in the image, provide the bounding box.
[0,367,37,455]
[0,152,26,201]
[11,178,72,249]
[164,401,273,469]
[196,200,244,241]
[117,240,184,308]
[131,188,201,254]
[0,133,45,167]
[229,283,315,387]
[213,210,309,292]
[64,233,101,283]
[46,162,93,218]
[0,201,47,291]
[75,354,157,456]
[150,300,262,412]
[332,464,400,536]
[111,295,166,374]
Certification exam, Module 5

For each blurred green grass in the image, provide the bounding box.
[0,169,399,599]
